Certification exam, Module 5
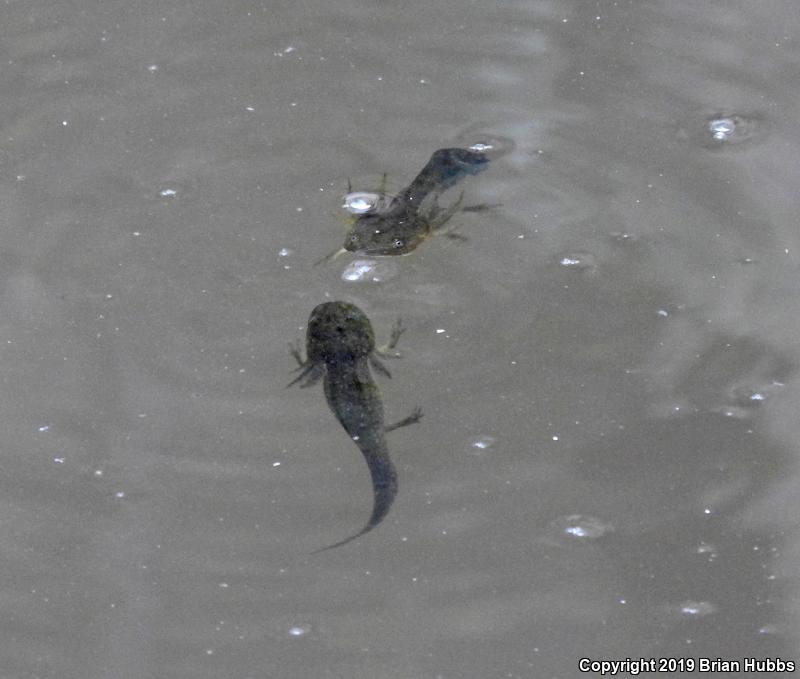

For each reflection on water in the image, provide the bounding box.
[1,0,799,677]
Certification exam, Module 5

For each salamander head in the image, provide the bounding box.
[343,213,422,256]
[306,301,376,364]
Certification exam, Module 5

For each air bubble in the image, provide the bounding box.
[288,624,310,637]
[547,514,613,541]
[708,117,735,141]
[729,382,783,408]
[696,542,718,561]
[469,142,493,153]
[647,399,695,420]
[678,600,717,617]
[341,259,396,283]
[717,406,750,419]
[343,192,381,214]
[558,252,596,271]
[608,231,636,244]
[678,111,765,149]
[453,129,515,161]
[472,436,497,450]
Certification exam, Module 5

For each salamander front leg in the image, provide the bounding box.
[376,318,405,358]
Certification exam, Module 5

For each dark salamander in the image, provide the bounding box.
[288,301,422,552]
[318,148,491,263]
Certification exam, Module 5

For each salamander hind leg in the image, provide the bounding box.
[385,406,423,432]
[461,202,500,213]
[429,191,465,237]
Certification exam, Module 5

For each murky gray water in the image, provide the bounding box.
[3,1,799,677]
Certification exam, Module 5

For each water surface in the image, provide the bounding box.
[2,1,799,677]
